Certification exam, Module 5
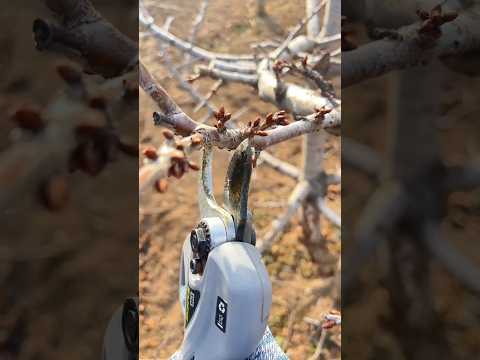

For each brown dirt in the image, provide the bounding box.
[140,1,340,359]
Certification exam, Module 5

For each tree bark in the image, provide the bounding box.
[301,0,339,264]
[385,63,451,360]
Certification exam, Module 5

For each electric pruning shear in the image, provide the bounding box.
[176,140,273,360]
[102,142,286,360]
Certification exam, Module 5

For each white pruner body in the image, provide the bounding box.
[178,234,272,360]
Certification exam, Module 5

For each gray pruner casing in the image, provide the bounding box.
[178,235,272,360]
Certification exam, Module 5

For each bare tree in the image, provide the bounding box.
[139,0,342,267]
[342,1,480,359]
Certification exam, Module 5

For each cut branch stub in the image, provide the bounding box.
[34,0,138,78]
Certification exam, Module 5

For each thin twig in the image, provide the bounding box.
[183,0,209,64]
[271,0,327,60]
[422,222,480,294]
[257,181,311,253]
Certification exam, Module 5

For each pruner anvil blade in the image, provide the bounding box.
[197,140,255,244]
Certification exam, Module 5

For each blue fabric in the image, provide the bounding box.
[246,327,289,360]
[169,327,288,360]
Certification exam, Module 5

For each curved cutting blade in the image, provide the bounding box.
[223,140,255,243]
[198,144,236,241]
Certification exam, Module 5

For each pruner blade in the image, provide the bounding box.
[198,144,236,242]
[197,140,255,245]
[224,140,255,244]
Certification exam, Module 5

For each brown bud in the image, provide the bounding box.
[265,113,273,124]
[182,161,190,174]
[191,135,203,146]
[302,56,308,68]
[12,108,45,132]
[170,163,183,179]
[56,64,82,84]
[315,107,333,120]
[40,175,69,211]
[143,147,158,160]
[73,141,106,176]
[322,320,336,330]
[154,179,169,193]
[171,150,186,162]
[214,106,225,120]
[162,129,175,140]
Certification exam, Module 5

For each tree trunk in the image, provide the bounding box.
[385,64,451,360]
[301,0,339,266]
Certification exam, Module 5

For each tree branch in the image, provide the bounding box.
[139,7,255,63]
[317,197,341,228]
[343,182,409,294]
[423,222,480,294]
[139,62,197,136]
[343,8,480,87]
[257,181,311,253]
[258,151,300,180]
[444,162,480,192]
[34,0,138,78]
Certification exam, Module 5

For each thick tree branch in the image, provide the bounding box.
[152,109,340,151]
[257,60,340,116]
[34,0,138,77]
[343,8,480,87]
[140,62,339,190]
[139,62,197,136]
